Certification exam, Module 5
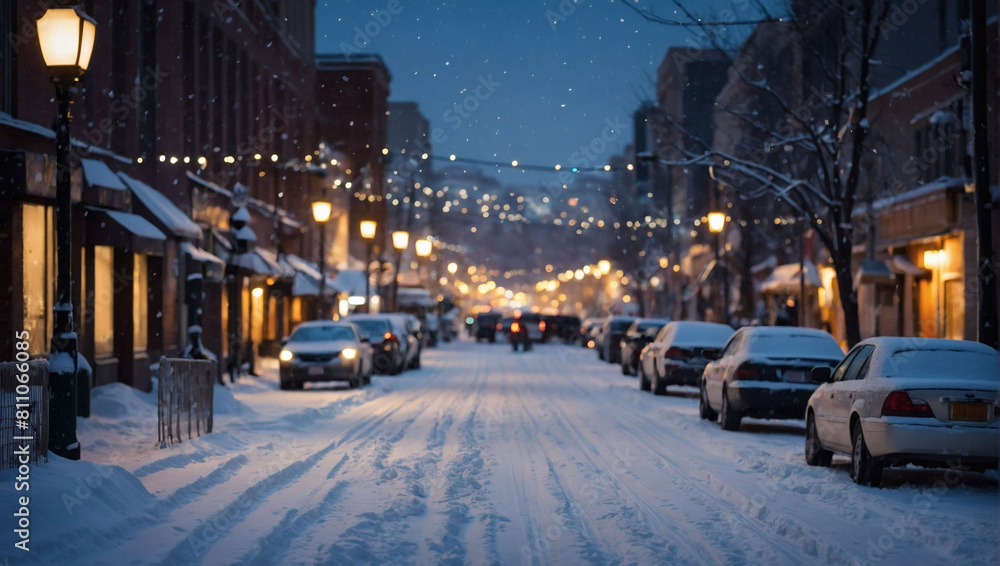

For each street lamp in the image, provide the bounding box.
[392,231,409,311]
[312,199,332,319]
[415,239,432,258]
[360,220,377,312]
[37,5,97,461]
[598,260,611,275]
[707,211,729,324]
[447,262,458,275]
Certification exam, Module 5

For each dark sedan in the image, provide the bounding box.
[619,318,670,376]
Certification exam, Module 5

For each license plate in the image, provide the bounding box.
[951,402,988,422]
[785,370,806,383]
[308,366,325,376]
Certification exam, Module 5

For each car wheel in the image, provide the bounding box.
[639,365,651,392]
[409,354,421,369]
[348,378,359,389]
[851,423,883,487]
[652,371,667,396]
[489,336,496,343]
[720,388,742,431]
[699,381,718,421]
[620,357,630,375]
[805,414,833,466]
[598,347,605,361]
[279,380,291,391]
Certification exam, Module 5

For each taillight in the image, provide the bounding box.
[511,321,521,333]
[881,391,934,418]
[735,363,763,381]
[539,321,546,332]
[496,323,503,330]
[384,332,395,342]
[664,347,683,359]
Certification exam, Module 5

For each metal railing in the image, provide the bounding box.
[0,360,49,470]
[158,357,216,447]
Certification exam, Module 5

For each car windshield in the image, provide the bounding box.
[670,325,734,347]
[634,322,665,335]
[883,349,999,380]
[350,319,390,339]
[289,325,354,342]
[747,334,844,358]
[611,320,635,331]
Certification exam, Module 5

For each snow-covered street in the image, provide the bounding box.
[4,339,998,565]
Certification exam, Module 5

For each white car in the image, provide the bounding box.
[805,337,1000,486]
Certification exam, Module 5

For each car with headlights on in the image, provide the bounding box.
[804,337,999,487]
[278,321,372,390]
[343,314,408,375]
[638,321,735,395]
[701,326,844,431]
[619,318,670,376]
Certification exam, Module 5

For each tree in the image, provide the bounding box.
[636,0,890,347]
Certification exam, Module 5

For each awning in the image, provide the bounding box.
[290,272,338,297]
[397,287,435,308]
[238,248,283,275]
[760,261,821,294]
[890,255,926,276]
[330,270,368,297]
[85,207,166,254]
[81,158,128,191]
[181,242,225,283]
[854,259,896,288]
[119,173,203,239]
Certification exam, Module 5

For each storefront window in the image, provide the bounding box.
[94,246,115,357]
[21,204,54,356]
[133,254,148,350]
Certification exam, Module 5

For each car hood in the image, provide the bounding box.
[282,339,357,355]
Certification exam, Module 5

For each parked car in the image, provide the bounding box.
[510,312,545,351]
[581,318,606,349]
[805,337,999,486]
[278,321,372,390]
[474,312,502,342]
[598,316,636,363]
[639,321,735,395]
[385,313,422,370]
[343,314,408,375]
[701,326,844,431]
[620,318,670,376]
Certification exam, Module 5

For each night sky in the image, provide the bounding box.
[314,0,769,189]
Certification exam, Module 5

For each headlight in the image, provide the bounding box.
[342,348,357,360]
[279,350,293,362]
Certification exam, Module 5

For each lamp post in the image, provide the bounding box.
[360,220,377,312]
[391,231,409,311]
[708,211,728,325]
[312,199,332,320]
[37,5,97,461]
[228,206,255,382]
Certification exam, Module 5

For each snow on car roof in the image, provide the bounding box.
[666,321,734,346]
[860,337,999,380]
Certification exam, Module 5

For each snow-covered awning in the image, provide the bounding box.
[397,287,435,308]
[854,259,896,288]
[118,172,203,240]
[85,207,167,254]
[889,255,926,276]
[81,158,128,191]
[760,261,821,294]
[330,270,368,297]
[180,242,225,283]
[238,248,282,275]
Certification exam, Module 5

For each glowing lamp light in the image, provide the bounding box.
[598,260,611,275]
[36,7,97,82]
[415,239,432,257]
[342,348,357,360]
[707,211,726,233]
[251,287,264,298]
[392,231,409,251]
[924,249,945,269]
[312,201,332,223]
[360,220,377,240]
[447,262,458,274]
[279,350,293,362]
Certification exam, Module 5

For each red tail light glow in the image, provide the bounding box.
[881,391,934,418]
[511,321,521,333]
[664,347,684,359]
[735,363,762,380]
[383,332,395,342]
[539,321,546,332]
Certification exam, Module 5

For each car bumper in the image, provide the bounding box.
[281,360,358,383]
[661,363,706,386]
[727,382,818,418]
[862,419,999,462]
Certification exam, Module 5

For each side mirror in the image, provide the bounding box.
[700,348,720,361]
[811,366,833,384]
[280,337,288,346]
[360,336,370,343]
